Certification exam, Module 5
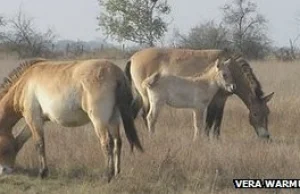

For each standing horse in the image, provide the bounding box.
[0,59,143,182]
[143,58,236,140]
[125,48,274,139]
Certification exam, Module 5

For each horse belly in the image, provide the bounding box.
[166,88,195,109]
[47,108,90,127]
[39,95,90,127]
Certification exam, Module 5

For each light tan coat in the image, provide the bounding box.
[0,59,143,182]
[142,59,235,139]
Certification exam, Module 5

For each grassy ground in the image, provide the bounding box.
[0,57,300,193]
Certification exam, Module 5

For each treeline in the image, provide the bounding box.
[0,0,299,60]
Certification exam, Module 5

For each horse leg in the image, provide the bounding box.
[205,90,228,139]
[109,110,122,176]
[24,113,48,178]
[141,93,150,128]
[146,98,162,135]
[92,117,114,182]
[193,108,207,141]
[84,91,115,182]
[193,110,201,141]
[131,93,142,119]
[205,102,217,136]
[204,101,218,137]
[212,96,227,139]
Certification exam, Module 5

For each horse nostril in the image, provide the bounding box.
[265,134,270,139]
[0,166,13,174]
[232,84,236,91]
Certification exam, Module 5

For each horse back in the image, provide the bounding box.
[130,48,230,85]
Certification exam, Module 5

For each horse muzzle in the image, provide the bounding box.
[256,127,270,139]
[226,84,236,93]
[0,165,13,175]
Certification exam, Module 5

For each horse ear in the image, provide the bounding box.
[215,58,220,68]
[262,92,274,103]
[224,58,232,66]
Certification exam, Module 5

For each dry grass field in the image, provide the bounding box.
[0,56,300,194]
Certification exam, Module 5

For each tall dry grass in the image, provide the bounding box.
[0,58,300,193]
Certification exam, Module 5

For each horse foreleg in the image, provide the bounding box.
[205,102,216,136]
[24,115,48,178]
[212,100,226,139]
[193,108,207,141]
[206,90,228,139]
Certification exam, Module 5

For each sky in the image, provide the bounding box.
[0,0,300,47]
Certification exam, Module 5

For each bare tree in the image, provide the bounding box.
[286,15,300,60]
[174,20,229,50]
[222,0,271,59]
[0,16,5,41]
[3,11,55,58]
[274,47,295,61]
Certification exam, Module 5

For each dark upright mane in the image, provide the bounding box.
[235,57,264,99]
[0,58,46,100]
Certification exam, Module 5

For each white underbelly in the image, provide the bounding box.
[44,108,90,127]
[165,89,196,109]
[36,89,90,127]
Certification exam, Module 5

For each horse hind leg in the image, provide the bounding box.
[85,95,115,182]
[131,88,143,119]
[146,97,162,135]
[92,116,114,182]
[139,90,150,128]
[108,110,122,176]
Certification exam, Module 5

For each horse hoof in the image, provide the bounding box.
[101,170,114,183]
[148,132,154,138]
[39,168,49,179]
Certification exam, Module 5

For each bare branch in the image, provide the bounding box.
[2,10,56,58]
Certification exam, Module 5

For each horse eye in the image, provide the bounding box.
[223,73,228,79]
[1,148,9,155]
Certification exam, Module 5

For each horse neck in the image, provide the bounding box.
[0,92,21,134]
[230,67,258,109]
[194,66,219,88]
[234,84,256,108]
[193,69,221,97]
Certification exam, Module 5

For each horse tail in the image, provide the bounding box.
[124,60,132,83]
[116,75,144,152]
[124,60,142,119]
[142,72,160,89]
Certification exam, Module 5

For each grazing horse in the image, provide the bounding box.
[0,59,143,182]
[143,58,236,140]
[125,48,274,139]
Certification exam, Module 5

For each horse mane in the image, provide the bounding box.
[190,59,218,78]
[0,58,46,100]
[235,57,264,99]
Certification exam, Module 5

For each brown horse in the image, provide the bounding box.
[125,48,274,139]
[0,59,143,182]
